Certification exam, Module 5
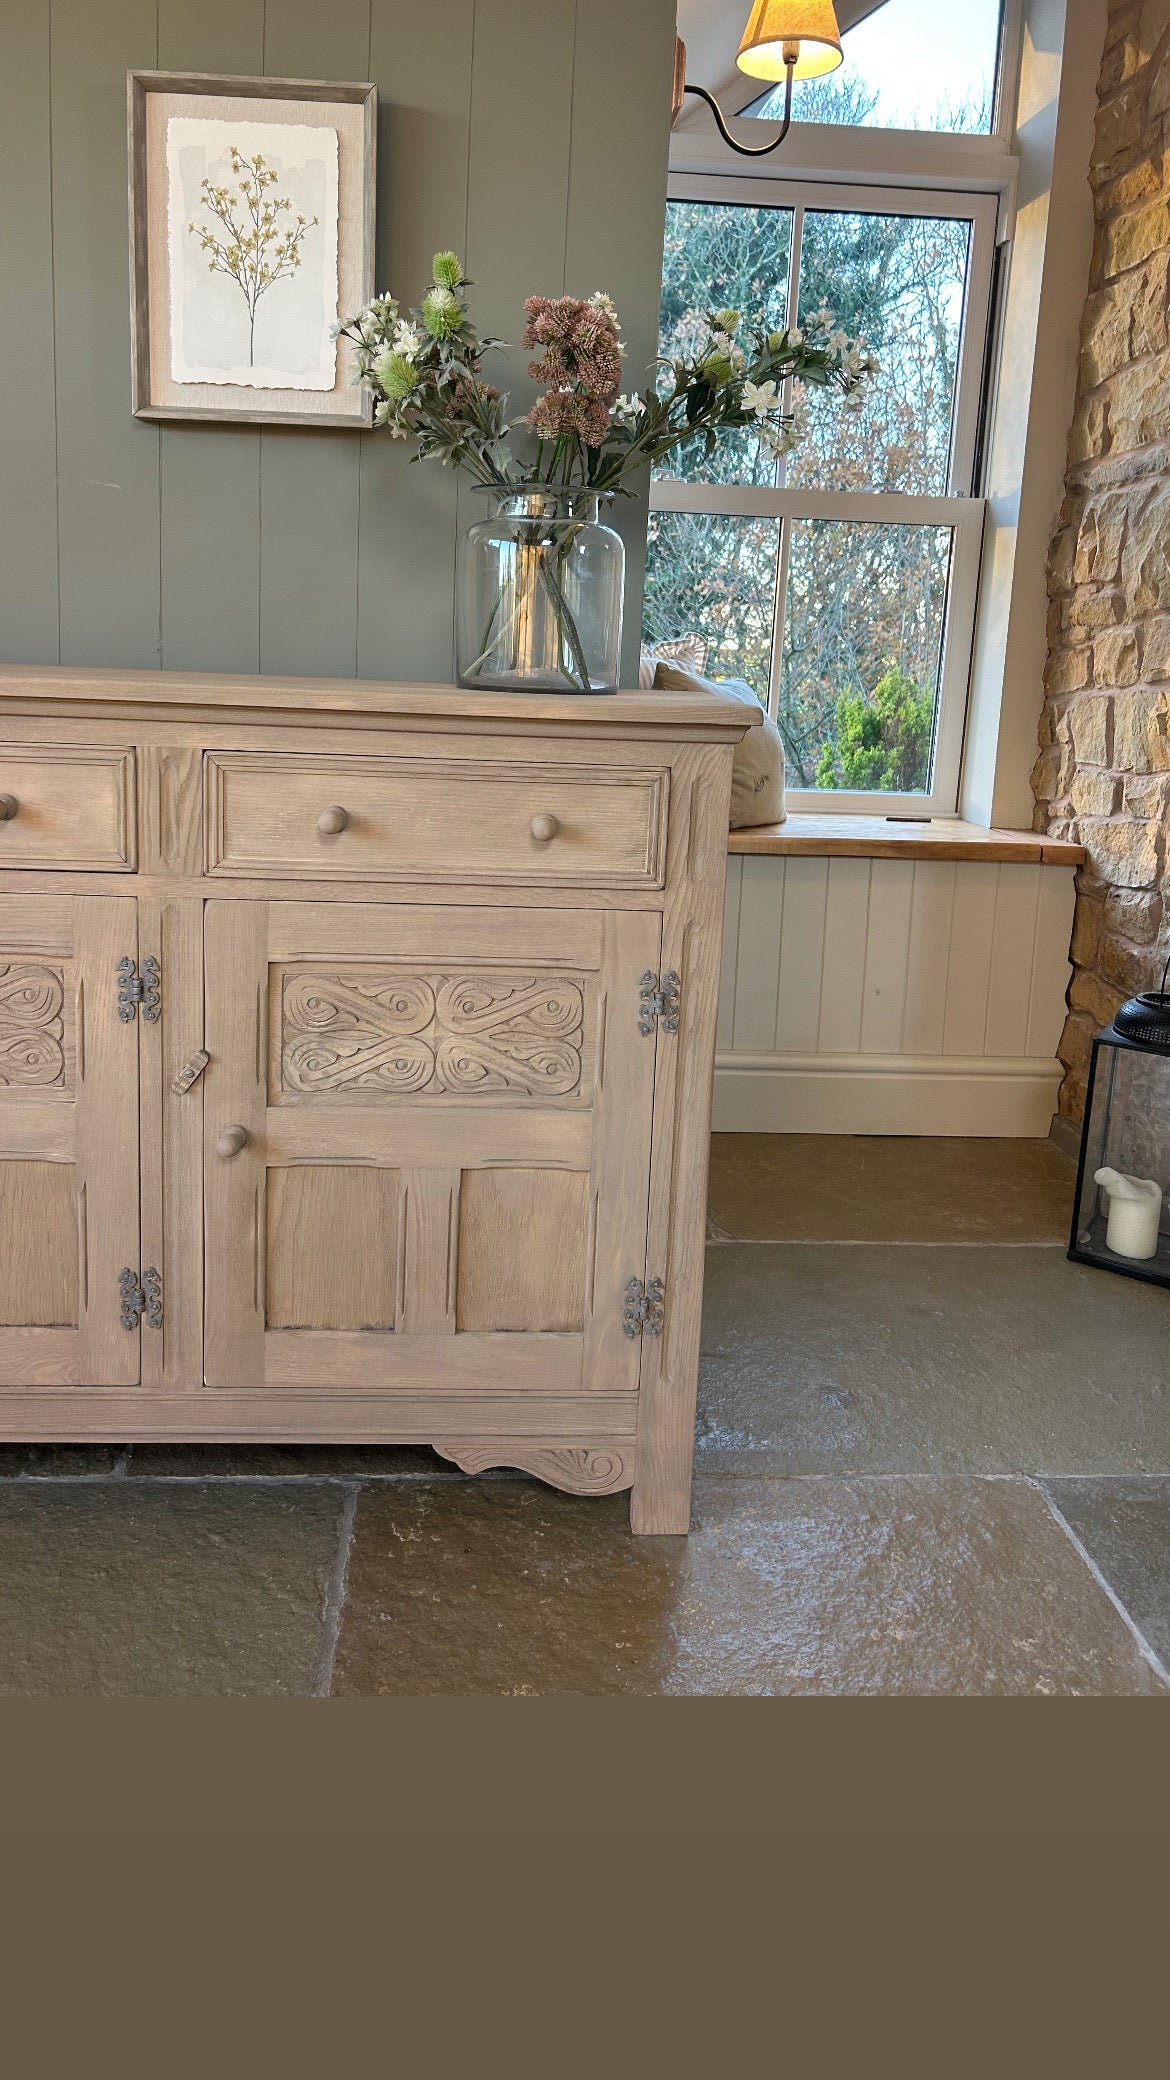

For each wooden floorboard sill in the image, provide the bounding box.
[728,814,1084,866]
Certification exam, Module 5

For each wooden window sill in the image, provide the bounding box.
[727,814,1084,866]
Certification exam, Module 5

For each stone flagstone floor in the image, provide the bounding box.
[0,1135,1167,1695]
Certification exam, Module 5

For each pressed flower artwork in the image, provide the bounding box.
[167,118,338,389]
[130,73,375,424]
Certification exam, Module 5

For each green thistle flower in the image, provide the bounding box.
[423,285,461,339]
[432,251,463,291]
[374,347,419,401]
[713,308,740,335]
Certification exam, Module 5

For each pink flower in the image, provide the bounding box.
[522,294,622,445]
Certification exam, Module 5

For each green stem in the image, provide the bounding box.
[538,529,591,690]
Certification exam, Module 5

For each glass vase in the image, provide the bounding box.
[457,486,624,693]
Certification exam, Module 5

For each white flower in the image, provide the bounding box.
[393,319,424,358]
[590,291,619,318]
[741,379,779,419]
[788,326,803,349]
[828,328,849,354]
[613,393,642,422]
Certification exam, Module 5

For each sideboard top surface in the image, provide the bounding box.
[0,664,760,737]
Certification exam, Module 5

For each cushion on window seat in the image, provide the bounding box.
[652,663,786,828]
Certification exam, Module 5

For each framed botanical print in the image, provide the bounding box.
[128,71,376,427]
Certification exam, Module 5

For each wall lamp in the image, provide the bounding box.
[673,1,844,157]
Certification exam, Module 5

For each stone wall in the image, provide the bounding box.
[1033,0,1170,1122]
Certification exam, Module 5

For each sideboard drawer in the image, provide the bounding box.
[205,752,669,887]
[0,746,136,871]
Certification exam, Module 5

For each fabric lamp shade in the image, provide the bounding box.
[736,0,844,80]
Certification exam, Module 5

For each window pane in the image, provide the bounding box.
[787,209,971,496]
[656,200,792,486]
[779,521,951,792]
[643,511,779,700]
[746,0,1002,135]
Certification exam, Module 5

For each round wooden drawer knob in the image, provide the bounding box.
[530,812,560,843]
[317,805,349,835]
[0,795,18,821]
[216,1124,249,1159]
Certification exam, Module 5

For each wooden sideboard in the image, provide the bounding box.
[0,666,755,1533]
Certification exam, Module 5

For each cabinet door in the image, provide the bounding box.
[0,896,141,1387]
[203,901,659,1396]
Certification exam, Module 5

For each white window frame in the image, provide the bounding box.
[650,176,999,815]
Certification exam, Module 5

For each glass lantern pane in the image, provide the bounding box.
[1072,1039,1170,1284]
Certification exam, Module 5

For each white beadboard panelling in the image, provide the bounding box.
[985,862,1042,1056]
[942,860,999,1055]
[713,1053,1063,1136]
[732,854,786,1051]
[716,855,742,1050]
[818,856,872,1052]
[860,859,915,1054]
[1027,867,1077,1057]
[901,860,956,1054]
[775,855,829,1052]
[714,846,1078,1135]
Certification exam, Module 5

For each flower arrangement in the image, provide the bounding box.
[336,253,875,690]
[336,251,876,492]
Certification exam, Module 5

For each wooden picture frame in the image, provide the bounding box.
[128,70,376,428]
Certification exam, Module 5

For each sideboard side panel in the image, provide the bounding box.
[633,743,734,1535]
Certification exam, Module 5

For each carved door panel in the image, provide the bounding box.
[203,901,660,1395]
[0,896,141,1387]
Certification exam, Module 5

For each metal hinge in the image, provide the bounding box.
[119,1267,162,1331]
[117,955,161,1024]
[638,969,680,1037]
[622,1275,665,1339]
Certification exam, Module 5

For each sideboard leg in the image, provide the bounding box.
[630,1460,693,1535]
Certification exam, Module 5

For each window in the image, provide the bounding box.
[745,0,1006,137]
[644,180,996,811]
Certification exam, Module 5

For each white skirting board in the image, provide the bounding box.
[715,854,1076,1136]
[712,1051,1064,1136]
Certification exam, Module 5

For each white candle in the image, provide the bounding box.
[1094,1167,1163,1260]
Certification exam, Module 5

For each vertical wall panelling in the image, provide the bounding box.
[901,861,956,1056]
[941,860,998,1055]
[51,0,161,667]
[818,857,871,1052]
[774,856,829,1053]
[157,0,264,672]
[258,0,371,678]
[457,2,578,558]
[714,853,1076,1135]
[562,0,676,687]
[984,861,1041,1057]
[716,855,743,1050]
[7,2,674,687]
[1027,867,1078,1059]
[859,859,914,1055]
[0,0,59,661]
[356,0,476,681]
[732,855,786,1052]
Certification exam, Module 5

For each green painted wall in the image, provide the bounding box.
[0,0,675,684]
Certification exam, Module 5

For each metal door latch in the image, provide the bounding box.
[119,1267,162,1331]
[638,969,680,1036]
[622,1275,665,1338]
[117,956,161,1023]
[171,1048,210,1094]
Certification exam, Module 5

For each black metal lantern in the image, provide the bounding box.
[1069,962,1170,1289]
